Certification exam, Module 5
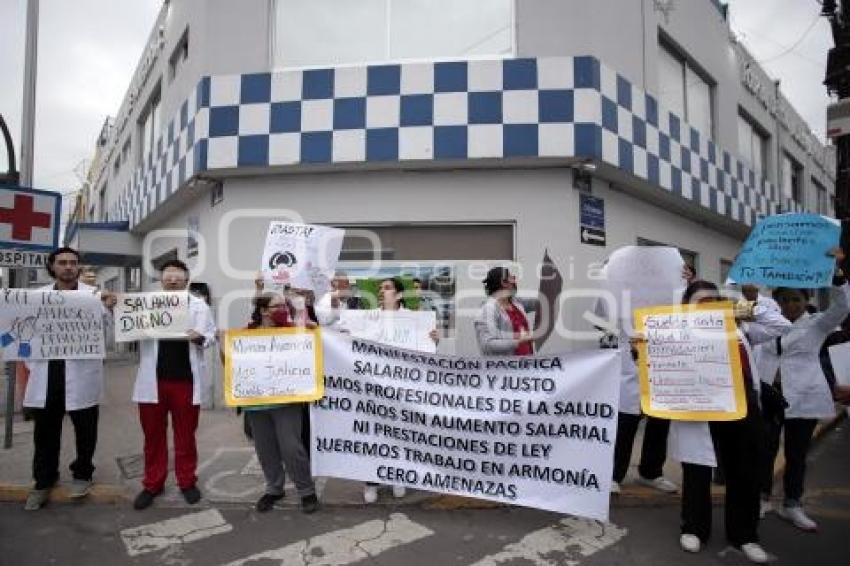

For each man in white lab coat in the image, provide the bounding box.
[131,259,216,510]
[23,247,116,511]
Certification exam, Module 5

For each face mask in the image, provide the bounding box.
[290,295,306,310]
[270,307,291,327]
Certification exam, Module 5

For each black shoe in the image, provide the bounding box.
[181,486,202,505]
[255,493,284,513]
[133,489,159,510]
[300,494,319,514]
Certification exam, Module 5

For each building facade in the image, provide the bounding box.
[75,0,836,356]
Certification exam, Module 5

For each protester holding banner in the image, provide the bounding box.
[474,267,534,356]
[668,280,772,563]
[315,272,364,327]
[757,258,850,532]
[22,247,116,511]
[592,255,682,496]
[361,276,439,504]
[233,291,319,513]
[131,260,216,510]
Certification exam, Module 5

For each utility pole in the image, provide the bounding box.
[823,1,850,220]
[3,0,40,449]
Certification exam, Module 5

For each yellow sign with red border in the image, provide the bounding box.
[634,302,747,421]
[223,327,324,407]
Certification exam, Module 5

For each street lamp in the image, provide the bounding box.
[0,114,19,186]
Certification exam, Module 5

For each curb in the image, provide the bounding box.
[0,483,129,505]
[2,413,844,510]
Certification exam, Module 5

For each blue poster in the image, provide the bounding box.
[729,213,840,288]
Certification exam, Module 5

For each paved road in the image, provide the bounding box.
[1,421,848,566]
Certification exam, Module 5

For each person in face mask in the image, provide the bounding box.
[236,292,319,514]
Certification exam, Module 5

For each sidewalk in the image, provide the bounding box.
[0,360,837,510]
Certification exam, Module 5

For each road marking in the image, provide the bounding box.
[469,517,627,566]
[120,509,233,557]
[224,512,433,566]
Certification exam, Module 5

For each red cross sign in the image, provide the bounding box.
[0,186,61,252]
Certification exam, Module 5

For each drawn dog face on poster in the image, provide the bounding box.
[260,222,345,295]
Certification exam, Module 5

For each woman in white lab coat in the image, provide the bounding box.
[757,279,850,532]
[666,280,782,564]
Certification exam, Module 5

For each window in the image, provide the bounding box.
[720,259,733,285]
[813,178,829,215]
[121,139,131,165]
[138,85,161,166]
[335,224,514,261]
[657,41,714,138]
[782,153,803,205]
[333,223,514,337]
[273,0,514,68]
[169,28,189,81]
[738,113,767,176]
[98,186,107,221]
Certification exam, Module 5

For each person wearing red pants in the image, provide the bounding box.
[131,259,216,510]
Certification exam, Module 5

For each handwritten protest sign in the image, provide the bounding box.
[223,327,324,406]
[729,213,840,288]
[312,332,620,521]
[602,246,686,327]
[260,222,344,295]
[634,303,747,421]
[114,292,190,342]
[339,309,437,353]
[0,289,105,360]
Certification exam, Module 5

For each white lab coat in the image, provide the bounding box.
[668,306,792,467]
[756,284,850,420]
[23,282,107,411]
[590,297,641,415]
[132,295,216,406]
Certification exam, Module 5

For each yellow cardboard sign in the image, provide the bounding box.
[223,327,324,407]
[634,302,747,421]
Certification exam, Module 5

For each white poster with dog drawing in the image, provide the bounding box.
[260,222,345,295]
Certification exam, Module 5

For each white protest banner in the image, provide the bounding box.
[114,292,190,342]
[312,332,620,521]
[634,303,747,421]
[828,342,850,387]
[260,222,344,295]
[0,289,105,360]
[339,309,437,354]
[603,246,686,326]
[223,327,324,406]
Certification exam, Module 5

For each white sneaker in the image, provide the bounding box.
[611,481,621,495]
[740,543,770,564]
[680,534,701,553]
[777,505,818,531]
[363,485,378,504]
[392,485,406,499]
[24,489,49,511]
[637,475,678,494]
[69,479,93,499]
[759,499,773,519]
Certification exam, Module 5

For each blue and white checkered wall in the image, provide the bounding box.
[114,55,798,229]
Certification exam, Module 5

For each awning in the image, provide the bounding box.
[63,221,142,267]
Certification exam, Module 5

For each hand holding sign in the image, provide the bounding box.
[729,213,840,288]
[114,292,190,342]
